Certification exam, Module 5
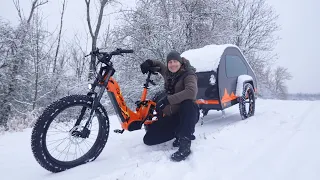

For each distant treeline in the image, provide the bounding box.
[287,93,320,100]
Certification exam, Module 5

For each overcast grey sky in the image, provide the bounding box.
[1,0,319,94]
[267,0,320,94]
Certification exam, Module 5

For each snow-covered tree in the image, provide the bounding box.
[113,0,290,99]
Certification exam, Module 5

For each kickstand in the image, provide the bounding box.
[200,109,208,126]
[114,129,124,134]
[221,110,226,118]
[200,116,205,126]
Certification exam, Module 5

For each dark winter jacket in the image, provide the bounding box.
[150,58,198,116]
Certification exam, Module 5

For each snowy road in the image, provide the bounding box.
[1,99,320,180]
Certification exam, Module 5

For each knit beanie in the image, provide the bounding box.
[166,50,182,64]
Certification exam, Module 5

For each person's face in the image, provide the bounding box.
[167,60,181,73]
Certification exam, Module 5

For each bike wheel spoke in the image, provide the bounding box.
[84,139,94,149]
[73,142,78,160]
[75,141,85,157]
[50,125,68,132]
[56,123,70,131]
[47,137,68,146]
[47,131,67,136]
[82,140,92,150]
[64,142,73,161]
[57,141,71,160]
[48,138,67,153]
[43,103,102,163]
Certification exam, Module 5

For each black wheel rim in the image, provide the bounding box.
[244,87,255,116]
[43,104,101,165]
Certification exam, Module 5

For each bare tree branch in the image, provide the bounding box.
[102,23,111,47]
[53,0,67,73]
[85,0,95,38]
[85,0,112,80]
[94,0,109,38]
[27,0,48,24]
[13,0,23,22]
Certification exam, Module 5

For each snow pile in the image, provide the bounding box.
[181,44,238,72]
[236,75,254,96]
[2,99,320,180]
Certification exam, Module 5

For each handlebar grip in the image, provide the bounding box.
[120,49,134,53]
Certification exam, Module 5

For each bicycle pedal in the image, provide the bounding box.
[114,129,124,134]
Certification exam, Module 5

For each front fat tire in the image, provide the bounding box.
[239,83,255,120]
[31,95,109,173]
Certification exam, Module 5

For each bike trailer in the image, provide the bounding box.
[181,44,258,119]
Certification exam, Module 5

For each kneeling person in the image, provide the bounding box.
[140,50,200,162]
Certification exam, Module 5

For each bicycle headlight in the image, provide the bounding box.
[88,84,93,90]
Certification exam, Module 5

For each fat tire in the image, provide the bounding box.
[239,83,255,120]
[31,95,110,173]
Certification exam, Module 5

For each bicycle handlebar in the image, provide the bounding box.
[85,48,134,63]
[113,49,134,54]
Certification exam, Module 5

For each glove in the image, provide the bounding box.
[140,59,153,74]
[156,96,170,112]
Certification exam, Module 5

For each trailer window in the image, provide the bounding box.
[225,55,248,77]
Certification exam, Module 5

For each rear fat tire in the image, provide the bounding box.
[239,83,255,120]
[31,95,110,173]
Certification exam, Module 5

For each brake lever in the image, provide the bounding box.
[85,53,91,58]
[149,80,156,86]
[85,48,101,58]
[97,54,104,61]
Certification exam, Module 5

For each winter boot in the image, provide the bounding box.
[172,138,180,147]
[170,137,191,162]
[173,134,196,148]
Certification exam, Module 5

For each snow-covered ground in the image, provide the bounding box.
[1,99,320,180]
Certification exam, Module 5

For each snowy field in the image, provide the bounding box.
[1,98,320,180]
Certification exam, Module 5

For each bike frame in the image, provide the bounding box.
[104,75,156,131]
[74,49,159,133]
[79,64,157,134]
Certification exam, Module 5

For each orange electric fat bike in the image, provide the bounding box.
[31,48,162,173]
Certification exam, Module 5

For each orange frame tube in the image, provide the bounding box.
[105,77,156,130]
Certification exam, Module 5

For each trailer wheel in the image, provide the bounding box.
[239,83,255,120]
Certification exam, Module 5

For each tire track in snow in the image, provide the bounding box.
[194,102,268,139]
[224,102,318,180]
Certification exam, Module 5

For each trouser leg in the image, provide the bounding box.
[170,100,199,162]
[176,99,200,140]
[143,113,179,146]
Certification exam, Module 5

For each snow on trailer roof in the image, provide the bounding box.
[181,44,238,72]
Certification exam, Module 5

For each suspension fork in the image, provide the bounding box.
[74,69,113,129]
